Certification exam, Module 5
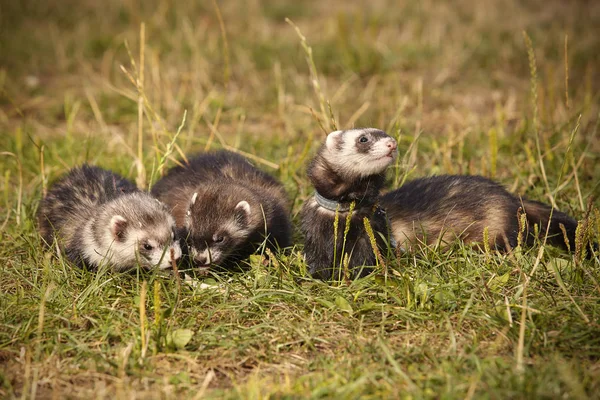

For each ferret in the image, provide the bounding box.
[380,175,584,253]
[150,150,292,272]
[37,165,182,271]
[300,128,398,280]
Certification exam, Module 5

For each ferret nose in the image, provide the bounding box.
[387,140,397,150]
[194,256,208,265]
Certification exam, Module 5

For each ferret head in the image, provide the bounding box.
[322,128,397,178]
[92,193,182,271]
[182,184,262,270]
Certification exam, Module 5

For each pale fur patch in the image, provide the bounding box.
[325,130,343,149]
[168,241,182,265]
[192,247,221,266]
[391,220,418,250]
[147,238,159,250]
[109,215,127,239]
[81,220,117,268]
[222,219,252,240]
[481,203,508,247]
[325,129,397,177]
[82,221,180,271]
[149,239,182,270]
[184,193,197,226]
[235,200,251,218]
[391,219,455,251]
[113,228,153,269]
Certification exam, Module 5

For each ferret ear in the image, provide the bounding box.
[183,192,198,228]
[110,215,128,241]
[234,200,251,226]
[325,130,343,150]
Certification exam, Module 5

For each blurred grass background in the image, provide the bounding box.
[1,0,599,398]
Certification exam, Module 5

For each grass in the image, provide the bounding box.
[1,0,600,398]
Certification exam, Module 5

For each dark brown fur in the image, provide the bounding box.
[381,175,582,253]
[151,150,292,271]
[300,128,398,280]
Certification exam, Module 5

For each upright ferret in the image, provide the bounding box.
[37,165,182,271]
[300,128,398,280]
[151,150,292,272]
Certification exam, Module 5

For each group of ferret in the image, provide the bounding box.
[38,128,592,281]
[38,151,291,275]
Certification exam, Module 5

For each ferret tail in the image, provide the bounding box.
[521,199,579,252]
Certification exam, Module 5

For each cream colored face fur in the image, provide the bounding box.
[81,214,181,272]
[325,129,397,177]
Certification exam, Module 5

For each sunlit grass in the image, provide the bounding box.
[1,0,599,398]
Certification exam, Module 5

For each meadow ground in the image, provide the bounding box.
[1,0,600,398]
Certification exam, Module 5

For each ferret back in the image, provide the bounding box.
[38,165,137,245]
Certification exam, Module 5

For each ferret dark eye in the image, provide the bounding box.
[213,235,224,243]
[143,243,154,251]
[359,136,368,143]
